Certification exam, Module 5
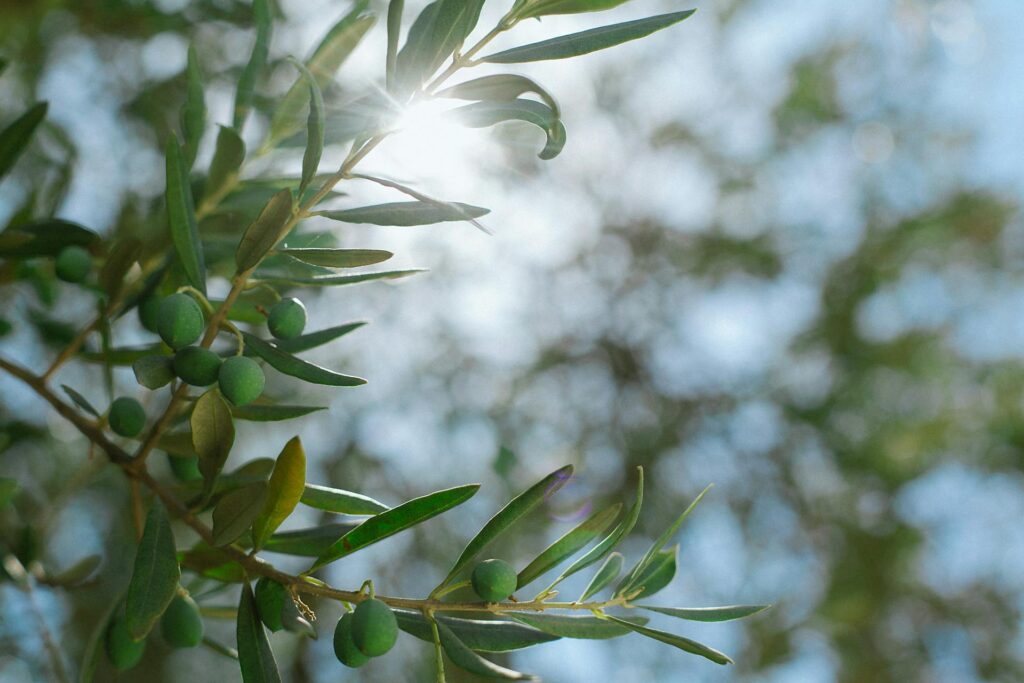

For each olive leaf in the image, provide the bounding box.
[636,604,771,623]
[78,591,124,683]
[256,269,425,288]
[578,551,623,601]
[481,9,697,63]
[508,613,647,639]
[395,609,558,652]
[285,58,324,195]
[0,101,47,181]
[0,218,99,258]
[242,332,366,386]
[435,620,536,680]
[181,43,205,169]
[125,503,180,640]
[233,0,271,130]
[277,248,393,268]
[436,465,574,592]
[394,0,485,93]
[0,478,19,508]
[437,74,561,118]
[516,502,621,589]
[235,188,296,273]
[262,523,357,556]
[450,99,566,160]
[251,436,306,550]
[318,201,489,226]
[203,126,246,208]
[515,0,629,19]
[311,483,479,570]
[386,0,404,90]
[98,237,142,299]
[191,388,236,499]
[618,545,676,599]
[601,615,732,665]
[237,582,281,682]
[231,404,327,422]
[212,482,269,546]
[61,384,99,417]
[301,483,389,515]
[165,134,207,294]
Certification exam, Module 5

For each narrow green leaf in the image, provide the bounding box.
[266,321,366,353]
[452,98,566,160]
[98,237,142,299]
[637,604,771,623]
[395,609,558,652]
[181,44,206,169]
[508,613,646,639]
[242,332,366,387]
[602,615,732,666]
[257,269,424,287]
[286,59,324,195]
[437,74,561,118]
[386,0,404,90]
[262,523,356,556]
[515,0,630,19]
[201,636,239,660]
[578,551,623,601]
[277,248,392,268]
[235,188,295,273]
[165,134,206,293]
[191,388,236,499]
[0,101,47,181]
[619,545,676,599]
[436,465,573,591]
[251,436,306,550]
[481,10,696,63]
[310,483,479,570]
[301,483,389,515]
[517,503,620,589]
[180,545,246,583]
[61,385,99,417]
[347,172,493,233]
[212,482,269,546]
[268,3,375,144]
[203,126,246,207]
[231,404,327,422]
[395,0,485,93]
[125,503,180,640]
[0,218,99,257]
[237,582,281,682]
[319,201,488,226]
[80,344,165,365]
[435,621,535,680]
[548,467,642,589]
[78,592,123,683]
[233,0,272,130]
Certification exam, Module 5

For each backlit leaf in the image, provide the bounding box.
[233,0,272,130]
[451,99,566,159]
[287,59,324,195]
[251,436,306,550]
[181,44,206,169]
[212,482,269,546]
[235,189,295,273]
[301,483,389,515]
[257,269,424,287]
[125,503,180,640]
[386,0,404,90]
[237,582,281,682]
[242,332,366,386]
[437,74,560,118]
[318,201,489,225]
[517,503,620,589]
[277,248,393,268]
[395,0,485,93]
[165,134,206,293]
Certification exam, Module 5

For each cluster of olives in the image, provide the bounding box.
[105,593,203,671]
[333,598,399,668]
[53,245,92,283]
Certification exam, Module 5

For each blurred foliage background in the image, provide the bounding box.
[1,0,1023,681]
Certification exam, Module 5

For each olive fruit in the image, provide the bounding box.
[157,293,204,349]
[55,245,91,283]
[167,454,201,482]
[132,355,174,390]
[267,297,306,340]
[160,594,203,648]
[108,397,145,437]
[351,598,398,657]
[333,612,369,668]
[137,295,161,334]
[218,356,265,406]
[172,346,222,386]
[105,612,145,671]
[471,559,517,603]
[255,577,286,632]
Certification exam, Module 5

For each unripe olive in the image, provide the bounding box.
[157,293,204,349]
[108,397,145,437]
[138,296,162,333]
[160,593,203,648]
[172,346,222,386]
[167,454,201,482]
[333,612,369,668]
[267,297,306,340]
[218,356,265,406]
[471,559,517,603]
[55,245,91,283]
[351,598,398,657]
[254,577,286,632]
[105,612,145,671]
[132,355,174,390]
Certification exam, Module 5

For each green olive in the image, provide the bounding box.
[333,611,369,668]
[105,611,145,671]
[160,593,204,648]
[172,346,222,387]
[267,297,306,340]
[55,245,91,283]
[137,295,162,334]
[157,293,204,349]
[351,598,398,657]
[167,454,201,482]
[108,397,145,437]
[471,559,517,603]
[218,356,265,406]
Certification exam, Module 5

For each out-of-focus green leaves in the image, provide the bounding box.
[602,615,731,665]
[233,0,271,130]
[181,44,205,169]
[81,344,164,365]
[637,604,771,622]
[517,503,621,589]
[61,385,100,417]
[578,551,623,601]
[125,503,179,640]
[394,0,485,93]
[267,2,375,145]
[191,388,235,499]
[514,0,628,19]
[0,219,99,258]
[78,594,123,683]
[165,134,206,293]
[619,545,675,599]
[0,478,18,508]
[0,101,47,181]
[437,74,560,118]
[451,99,566,160]
[212,482,269,546]
[242,332,366,386]
[256,269,424,287]
[231,404,327,422]
[202,126,246,210]
[436,465,574,592]
[319,200,489,226]
[237,582,281,682]
[394,609,559,651]
[277,248,392,268]
[301,483,389,515]
[386,0,404,90]
[311,483,479,570]
[508,613,646,639]
[42,554,102,587]
[235,189,295,273]
[481,10,696,63]
[251,436,306,550]
[435,620,534,680]
[262,523,357,556]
